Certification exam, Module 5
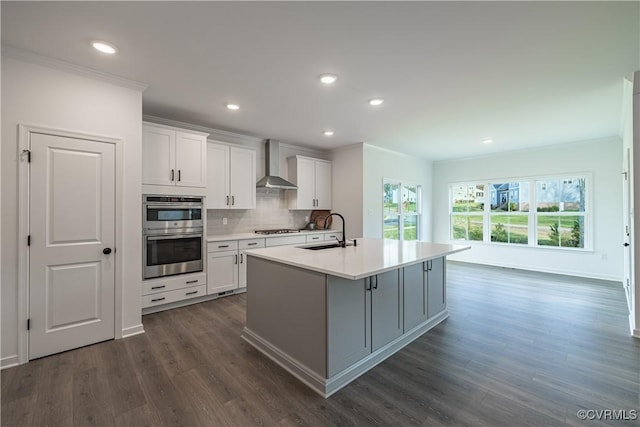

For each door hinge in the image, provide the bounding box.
[27,318,30,331]
[27,235,31,246]
[23,149,31,163]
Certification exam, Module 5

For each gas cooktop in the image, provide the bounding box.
[254,229,301,235]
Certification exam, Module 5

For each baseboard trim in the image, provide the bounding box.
[121,324,145,338]
[448,259,621,283]
[633,328,640,339]
[1,355,19,370]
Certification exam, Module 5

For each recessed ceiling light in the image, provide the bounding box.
[91,40,117,55]
[226,103,240,110]
[323,130,334,137]
[369,98,384,106]
[320,74,338,84]
[482,138,494,144]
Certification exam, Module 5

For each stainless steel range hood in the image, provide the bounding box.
[256,139,298,190]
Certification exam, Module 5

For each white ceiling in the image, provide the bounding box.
[2,1,638,160]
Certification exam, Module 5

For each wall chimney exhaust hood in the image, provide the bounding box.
[256,139,298,190]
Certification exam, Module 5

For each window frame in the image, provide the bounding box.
[383,179,422,241]
[448,173,592,251]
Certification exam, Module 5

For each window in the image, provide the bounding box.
[383,180,421,240]
[535,177,586,248]
[449,175,589,250]
[450,184,484,241]
[489,182,529,244]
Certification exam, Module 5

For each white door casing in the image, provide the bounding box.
[28,132,116,359]
[623,148,633,310]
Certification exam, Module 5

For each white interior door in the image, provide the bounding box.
[29,132,115,359]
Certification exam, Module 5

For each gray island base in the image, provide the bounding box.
[241,238,470,398]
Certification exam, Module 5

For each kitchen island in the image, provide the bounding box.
[241,238,470,397]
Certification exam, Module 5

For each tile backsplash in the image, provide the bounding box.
[207,189,310,235]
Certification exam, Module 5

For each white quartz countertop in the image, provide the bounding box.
[206,229,338,242]
[244,238,470,280]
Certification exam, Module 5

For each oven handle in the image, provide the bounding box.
[146,233,202,241]
[145,204,203,210]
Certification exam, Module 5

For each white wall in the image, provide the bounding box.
[1,56,144,366]
[331,143,433,242]
[433,138,623,281]
[363,144,433,241]
[330,143,364,238]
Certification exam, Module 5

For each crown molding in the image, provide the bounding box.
[2,44,148,92]
[143,114,264,145]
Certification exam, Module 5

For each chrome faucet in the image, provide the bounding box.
[323,213,346,248]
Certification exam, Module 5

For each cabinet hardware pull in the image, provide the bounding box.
[185,280,198,284]
[231,195,235,205]
[151,297,166,302]
[373,275,378,289]
[170,169,175,181]
[218,245,229,248]
[248,242,257,246]
[366,277,372,291]
[185,290,198,296]
[151,285,166,290]
[235,254,238,264]
[226,195,229,205]
[240,253,244,263]
[178,170,181,182]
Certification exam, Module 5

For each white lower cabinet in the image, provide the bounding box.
[142,272,206,309]
[207,238,265,294]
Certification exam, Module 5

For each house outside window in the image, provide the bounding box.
[383,180,421,240]
[449,175,589,250]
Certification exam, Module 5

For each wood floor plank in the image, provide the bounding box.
[3,262,639,426]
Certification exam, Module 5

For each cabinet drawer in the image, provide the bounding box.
[239,238,265,249]
[265,235,307,247]
[142,284,207,308]
[208,240,239,252]
[142,272,206,295]
[305,234,324,243]
[324,232,343,241]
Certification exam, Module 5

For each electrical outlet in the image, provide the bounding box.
[223,217,228,225]
[601,253,607,260]
[304,216,309,222]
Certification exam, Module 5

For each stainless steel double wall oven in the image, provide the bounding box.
[143,195,204,279]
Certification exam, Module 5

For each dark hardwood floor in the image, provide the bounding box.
[2,262,639,426]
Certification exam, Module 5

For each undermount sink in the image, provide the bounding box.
[301,242,353,250]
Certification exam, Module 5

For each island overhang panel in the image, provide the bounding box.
[241,238,470,397]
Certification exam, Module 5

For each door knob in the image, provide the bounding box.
[624,242,630,247]
[103,248,112,255]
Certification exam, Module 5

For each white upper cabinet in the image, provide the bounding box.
[142,122,208,190]
[287,156,332,210]
[207,142,256,209]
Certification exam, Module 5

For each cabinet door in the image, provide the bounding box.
[142,125,175,186]
[206,143,230,209]
[229,147,256,209]
[295,157,316,209]
[426,257,446,318]
[371,270,403,352]
[175,132,207,188]
[403,263,427,332]
[327,276,371,377]
[314,160,332,209]
[207,251,238,294]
